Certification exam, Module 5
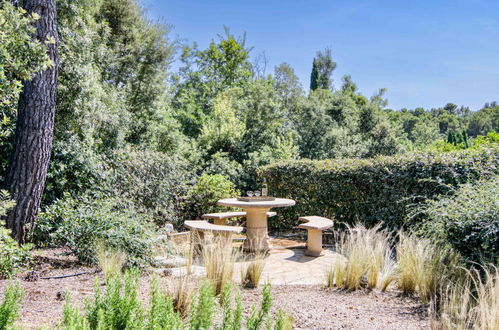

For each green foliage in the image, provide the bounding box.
[35,193,153,266]
[189,283,215,330]
[0,2,51,182]
[86,269,144,329]
[0,281,24,330]
[416,177,499,264]
[183,174,239,220]
[245,284,272,330]
[258,148,498,230]
[59,270,288,330]
[0,191,31,278]
[109,149,191,226]
[309,48,336,91]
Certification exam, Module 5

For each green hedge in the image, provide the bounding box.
[416,177,498,264]
[257,147,499,230]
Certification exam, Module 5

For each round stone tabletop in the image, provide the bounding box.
[217,198,295,209]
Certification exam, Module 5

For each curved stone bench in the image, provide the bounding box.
[184,220,243,253]
[298,216,334,257]
[201,211,277,225]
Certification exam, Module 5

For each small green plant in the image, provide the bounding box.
[246,284,272,330]
[0,281,24,329]
[0,191,31,278]
[219,284,243,329]
[189,283,216,330]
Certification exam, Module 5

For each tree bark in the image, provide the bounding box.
[6,0,59,243]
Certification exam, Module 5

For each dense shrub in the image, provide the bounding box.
[34,193,153,266]
[0,191,31,278]
[182,174,239,220]
[416,177,499,264]
[258,147,498,230]
[108,149,191,226]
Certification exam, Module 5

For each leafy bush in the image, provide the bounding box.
[34,193,153,266]
[183,174,239,220]
[416,177,499,264]
[0,191,31,278]
[109,148,191,226]
[258,148,498,230]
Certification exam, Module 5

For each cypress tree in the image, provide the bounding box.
[310,59,319,91]
[462,130,469,148]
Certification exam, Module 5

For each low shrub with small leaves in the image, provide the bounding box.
[416,176,499,264]
[0,191,31,278]
[182,173,239,220]
[258,148,498,230]
[35,193,153,266]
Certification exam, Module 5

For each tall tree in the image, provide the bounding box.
[309,48,336,91]
[309,59,319,91]
[6,0,59,243]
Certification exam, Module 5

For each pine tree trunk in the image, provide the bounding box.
[6,0,59,243]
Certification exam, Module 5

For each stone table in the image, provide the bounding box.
[217,198,295,252]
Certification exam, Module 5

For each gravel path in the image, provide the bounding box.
[241,285,427,329]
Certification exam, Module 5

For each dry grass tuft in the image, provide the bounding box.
[241,252,266,288]
[397,233,460,303]
[96,244,127,276]
[432,266,498,330]
[172,275,194,317]
[202,234,238,296]
[329,224,393,290]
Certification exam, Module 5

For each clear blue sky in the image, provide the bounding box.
[140,0,499,111]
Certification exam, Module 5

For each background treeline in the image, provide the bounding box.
[0,0,498,269]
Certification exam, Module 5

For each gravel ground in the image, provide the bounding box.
[0,248,429,329]
[241,285,428,330]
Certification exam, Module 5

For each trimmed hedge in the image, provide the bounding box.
[258,147,498,230]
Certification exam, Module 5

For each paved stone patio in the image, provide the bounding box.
[159,236,340,285]
[245,245,338,285]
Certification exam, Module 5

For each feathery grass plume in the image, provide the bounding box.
[172,275,194,317]
[326,255,347,288]
[241,252,266,288]
[203,234,238,296]
[0,281,24,329]
[189,282,216,330]
[148,277,182,328]
[332,224,392,290]
[432,266,498,330]
[432,275,474,330]
[246,283,273,330]
[396,233,425,295]
[96,243,127,277]
[378,251,398,292]
[418,247,460,304]
[397,232,461,303]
